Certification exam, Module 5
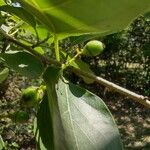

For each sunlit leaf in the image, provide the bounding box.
[34,93,54,150]
[70,59,94,84]
[13,0,150,39]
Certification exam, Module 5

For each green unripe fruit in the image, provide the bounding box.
[82,40,105,56]
[8,111,29,123]
[21,86,45,107]
[21,86,39,107]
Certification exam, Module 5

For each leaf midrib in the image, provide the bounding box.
[65,84,79,150]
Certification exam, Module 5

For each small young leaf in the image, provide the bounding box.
[69,33,108,46]
[70,59,94,84]
[0,68,9,84]
[0,51,44,78]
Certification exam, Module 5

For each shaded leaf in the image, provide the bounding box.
[0,0,5,5]
[34,47,45,55]
[70,59,94,84]
[69,33,107,46]
[42,66,68,150]
[0,5,36,28]
[0,51,44,78]
[34,93,54,150]
[142,43,150,56]
[144,11,150,19]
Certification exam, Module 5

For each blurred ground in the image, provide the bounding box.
[0,73,150,150]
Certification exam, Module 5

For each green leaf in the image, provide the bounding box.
[144,11,150,20]
[0,51,44,78]
[0,135,5,150]
[43,66,68,150]
[56,79,123,150]
[34,93,54,150]
[0,68,9,84]
[34,47,45,55]
[69,33,107,46]
[61,51,94,83]
[14,0,150,39]
[0,0,5,5]
[42,66,123,149]
[70,59,94,84]
[0,5,36,28]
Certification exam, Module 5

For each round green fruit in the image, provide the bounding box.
[21,86,39,107]
[9,111,29,123]
[82,40,104,56]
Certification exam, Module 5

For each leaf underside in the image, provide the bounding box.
[37,67,123,150]
[14,0,150,39]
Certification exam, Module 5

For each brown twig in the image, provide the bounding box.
[0,28,150,108]
[70,67,150,108]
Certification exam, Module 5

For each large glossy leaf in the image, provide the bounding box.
[0,68,9,84]
[14,0,150,39]
[56,79,123,150]
[42,66,123,150]
[0,51,44,78]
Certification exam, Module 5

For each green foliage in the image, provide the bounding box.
[0,67,9,84]
[8,110,29,123]
[21,86,37,107]
[0,5,36,27]
[69,59,94,84]
[11,0,150,39]
[0,135,5,150]
[0,51,44,78]
[34,93,54,150]
[144,11,150,20]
